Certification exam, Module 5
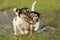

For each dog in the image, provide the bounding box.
[19,7,34,35]
[13,8,24,35]
[29,1,42,34]
[13,8,29,35]
[29,11,41,34]
[13,7,34,35]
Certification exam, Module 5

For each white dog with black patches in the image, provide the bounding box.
[30,1,41,32]
[13,8,24,35]
[29,12,40,32]
[13,8,30,35]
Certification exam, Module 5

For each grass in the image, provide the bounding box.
[0,0,60,11]
[0,33,47,40]
[0,0,60,40]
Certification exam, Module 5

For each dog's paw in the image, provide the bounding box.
[25,31,29,34]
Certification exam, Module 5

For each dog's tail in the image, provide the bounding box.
[31,1,37,11]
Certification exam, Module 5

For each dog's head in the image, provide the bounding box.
[19,7,30,18]
[29,11,41,21]
[14,7,30,19]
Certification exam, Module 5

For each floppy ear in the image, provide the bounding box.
[13,8,18,15]
[34,12,42,18]
[16,9,21,13]
[13,8,21,16]
[13,8,17,12]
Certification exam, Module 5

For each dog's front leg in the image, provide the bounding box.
[24,29,29,34]
[30,25,33,35]
[34,22,40,31]
[17,25,24,35]
[13,24,17,35]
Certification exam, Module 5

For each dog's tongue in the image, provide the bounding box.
[27,20,33,24]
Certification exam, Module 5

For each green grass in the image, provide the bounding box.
[0,0,60,40]
[0,0,60,11]
[0,33,47,40]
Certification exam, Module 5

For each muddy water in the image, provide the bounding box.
[0,10,14,35]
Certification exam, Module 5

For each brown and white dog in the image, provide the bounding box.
[13,8,27,35]
[13,7,34,35]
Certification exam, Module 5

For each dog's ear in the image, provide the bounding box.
[13,8,17,12]
[16,9,21,13]
[39,12,42,19]
[14,8,21,13]
[13,8,21,16]
[36,12,42,18]
[13,8,20,12]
